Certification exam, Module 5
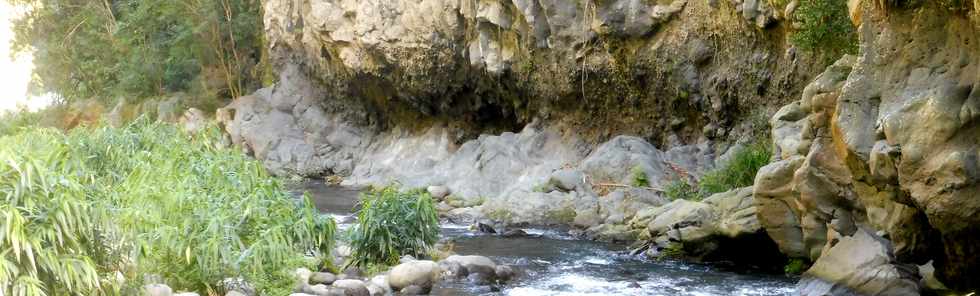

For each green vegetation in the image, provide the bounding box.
[546,207,578,224]
[0,120,334,295]
[630,165,651,188]
[699,142,773,196]
[8,0,266,108]
[664,142,772,201]
[790,0,858,61]
[664,178,702,201]
[347,187,440,268]
[784,258,809,275]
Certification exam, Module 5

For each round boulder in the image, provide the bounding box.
[332,279,370,296]
[442,255,497,278]
[388,260,442,291]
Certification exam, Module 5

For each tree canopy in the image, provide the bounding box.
[8,0,266,107]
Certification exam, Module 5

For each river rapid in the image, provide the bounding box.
[294,181,796,296]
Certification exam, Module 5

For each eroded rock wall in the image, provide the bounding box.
[262,0,822,144]
[754,1,980,292]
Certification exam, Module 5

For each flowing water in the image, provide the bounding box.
[293,181,796,296]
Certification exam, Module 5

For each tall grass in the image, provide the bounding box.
[347,187,439,268]
[1,119,334,295]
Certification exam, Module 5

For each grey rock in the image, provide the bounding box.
[798,228,920,296]
[426,185,450,200]
[388,260,442,290]
[494,265,515,282]
[399,285,425,295]
[310,272,337,285]
[143,284,173,296]
[331,279,370,296]
[442,255,497,279]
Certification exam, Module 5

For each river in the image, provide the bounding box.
[293,181,796,296]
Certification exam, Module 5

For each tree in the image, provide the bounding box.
[7,0,265,108]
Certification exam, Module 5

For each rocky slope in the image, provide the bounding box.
[755,1,979,293]
[261,0,822,144]
[216,0,979,294]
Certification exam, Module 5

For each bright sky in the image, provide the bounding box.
[0,2,51,112]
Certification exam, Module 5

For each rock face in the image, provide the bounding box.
[262,0,822,142]
[629,187,782,264]
[797,228,919,296]
[753,2,980,291]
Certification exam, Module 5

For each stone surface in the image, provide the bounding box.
[798,228,920,296]
[331,279,370,296]
[143,284,173,296]
[388,260,442,290]
[309,272,337,285]
[753,3,980,290]
[442,255,497,279]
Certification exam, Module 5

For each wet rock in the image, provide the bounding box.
[443,255,497,279]
[331,279,370,296]
[494,265,515,282]
[398,285,424,295]
[439,260,468,278]
[798,228,920,296]
[388,260,442,291]
[476,222,497,234]
[501,229,528,238]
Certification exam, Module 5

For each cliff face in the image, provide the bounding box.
[755,1,979,292]
[221,0,979,293]
[261,0,821,144]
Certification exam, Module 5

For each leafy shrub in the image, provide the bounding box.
[347,187,440,268]
[790,0,858,61]
[0,120,334,295]
[699,142,773,196]
[662,142,771,201]
[663,179,701,201]
[630,165,650,187]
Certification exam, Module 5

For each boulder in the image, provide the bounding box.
[442,255,497,279]
[179,108,208,134]
[331,279,370,296]
[388,260,442,291]
[426,185,450,199]
[309,272,336,285]
[143,284,173,296]
[798,228,920,296]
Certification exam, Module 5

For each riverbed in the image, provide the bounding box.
[293,181,796,296]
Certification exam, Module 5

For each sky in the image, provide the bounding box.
[0,2,52,112]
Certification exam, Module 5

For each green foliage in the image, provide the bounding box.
[784,258,809,275]
[662,142,772,201]
[347,187,440,268]
[790,0,858,61]
[663,179,701,201]
[0,120,334,295]
[0,107,43,136]
[699,142,773,196]
[630,165,650,187]
[8,0,265,107]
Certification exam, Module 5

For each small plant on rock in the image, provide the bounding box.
[347,187,440,268]
[630,165,651,188]
[663,179,701,201]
